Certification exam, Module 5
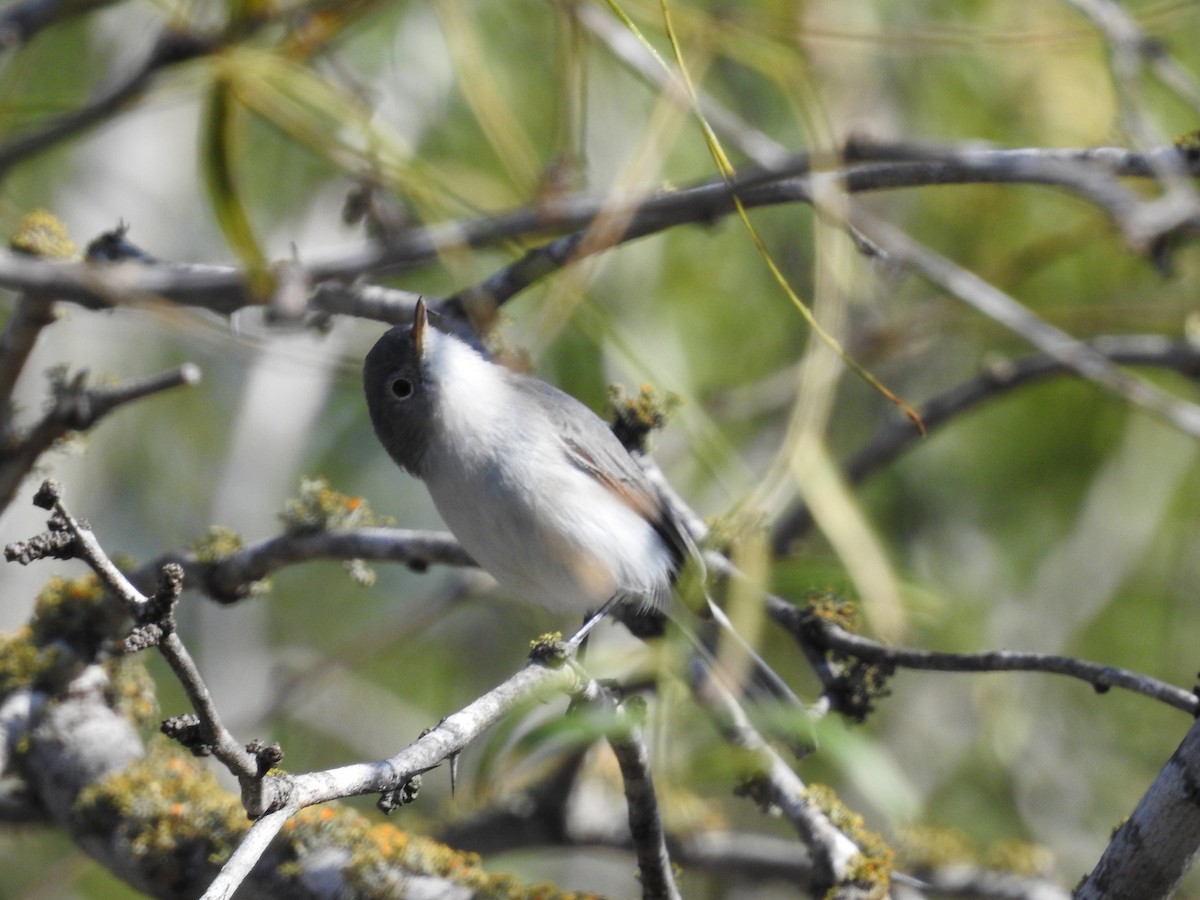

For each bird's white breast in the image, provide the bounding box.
[420,332,673,612]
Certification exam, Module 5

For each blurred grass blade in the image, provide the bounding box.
[200,76,270,297]
[278,0,387,59]
[435,0,541,193]
[606,0,923,432]
[209,47,465,221]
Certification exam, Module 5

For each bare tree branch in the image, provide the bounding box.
[197,807,292,900]
[5,481,265,788]
[689,668,867,895]
[772,335,1200,552]
[0,0,122,50]
[0,293,56,420]
[13,658,580,900]
[0,29,218,182]
[849,211,1200,438]
[135,526,475,604]
[0,143,1194,322]
[210,656,582,897]
[783,605,1199,716]
[1062,0,1200,135]
[1076,714,1200,900]
[592,688,681,900]
[0,363,200,514]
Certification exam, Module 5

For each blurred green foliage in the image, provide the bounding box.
[1,0,1199,896]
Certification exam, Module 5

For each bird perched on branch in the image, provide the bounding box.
[363,299,693,622]
[363,300,797,705]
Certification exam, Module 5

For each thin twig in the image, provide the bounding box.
[135,526,475,604]
[0,293,56,421]
[851,211,1200,438]
[1060,0,1200,253]
[0,144,1194,319]
[0,30,217,181]
[689,668,863,895]
[0,0,121,49]
[310,281,426,325]
[578,1,1200,445]
[8,482,263,785]
[203,649,583,898]
[0,363,200,513]
[199,806,293,900]
[288,645,576,808]
[594,689,681,900]
[772,601,1199,716]
[771,334,1200,551]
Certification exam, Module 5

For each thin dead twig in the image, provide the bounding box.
[0,363,200,515]
[772,335,1200,551]
[5,481,265,789]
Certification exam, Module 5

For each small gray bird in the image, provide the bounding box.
[362,299,692,620]
[364,301,802,711]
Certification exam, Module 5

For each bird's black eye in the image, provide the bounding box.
[390,377,414,400]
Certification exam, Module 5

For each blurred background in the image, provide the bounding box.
[1,0,1199,896]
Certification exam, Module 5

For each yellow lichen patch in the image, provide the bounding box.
[896,826,1054,881]
[192,525,270,599]
[74,743,249,893]
[527,632,567,665]
[281,801,600,899]
[28,574,119,652]
[1174,129,1200,155]
[280,477,393,534]
[806,783,893,898]
[805,591,860,633]
[0,627,54,697]
[192,525,246,563]
[894,824,975,871]
[985,836,1054,878]
[608,383,682,432]
[606,383,682,452]
[0,575,126,698]
[107,656,159,729]
[10,209,78,259]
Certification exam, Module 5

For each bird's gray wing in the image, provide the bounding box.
[515,375,694,570]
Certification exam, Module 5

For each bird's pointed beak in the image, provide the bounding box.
[413,298,427,359]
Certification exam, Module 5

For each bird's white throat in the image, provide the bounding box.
[424,328,512,449]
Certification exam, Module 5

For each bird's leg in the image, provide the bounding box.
[567,594,623,652]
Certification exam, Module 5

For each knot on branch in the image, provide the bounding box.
[33,478,61,509]
[606,384,680,453]
[245,738,284,777]
[528,631,569,666]
[145,562,184,625]
[5,512,77,565]
[378,775,421,814]
[190,525,266,605]
[124,623,163,652]
[161,713,213,757]
[46,366,97,430]
[732,771,778,817]
[85,222,156,263]
[798,597,893,723]
[124,563,186,650]
[822,660,894,724]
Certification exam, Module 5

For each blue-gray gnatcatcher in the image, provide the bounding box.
[364,301,802,708]
[362,299,693,621]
